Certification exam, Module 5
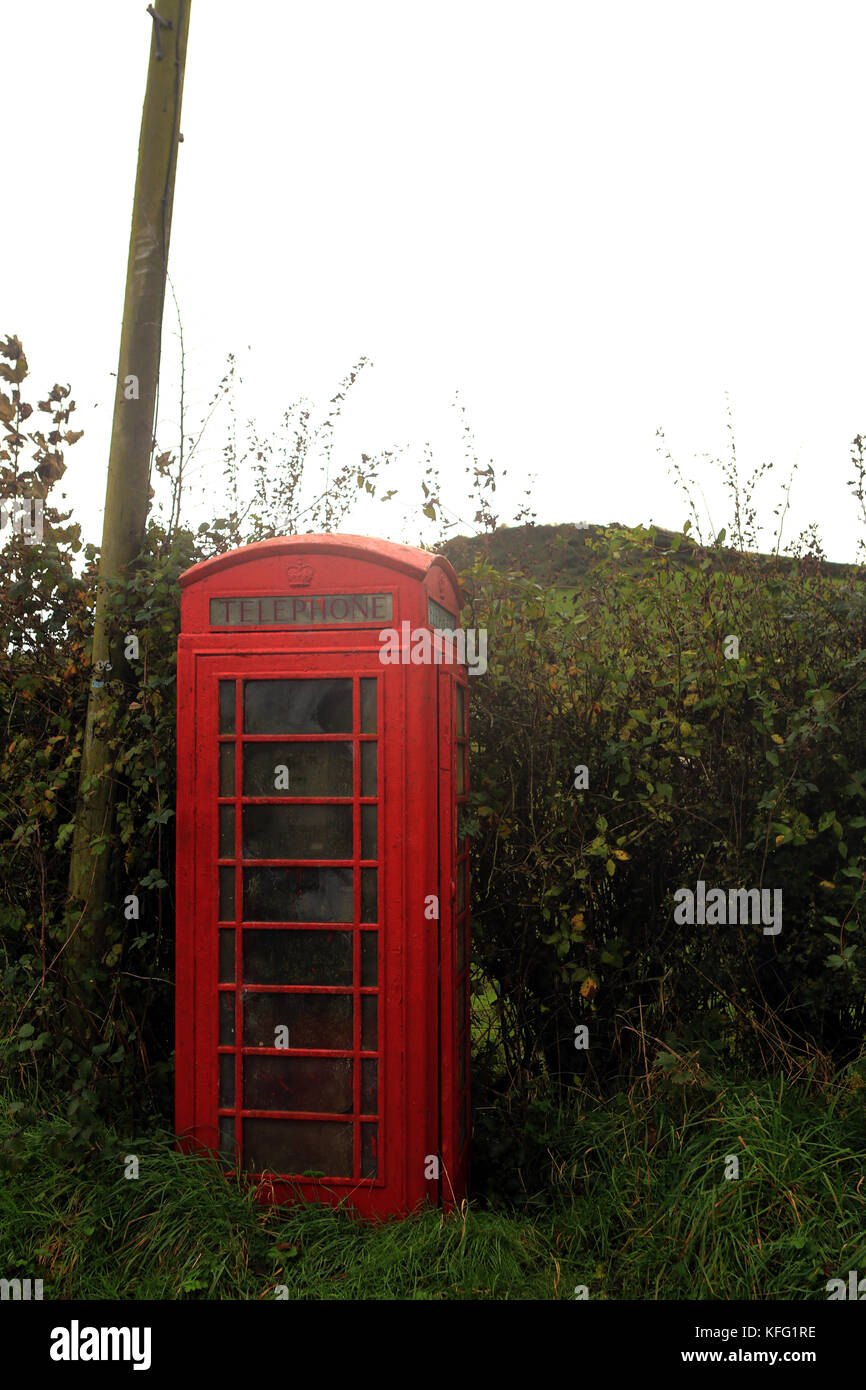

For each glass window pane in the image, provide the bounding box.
[361,1059,377,1114]
[243,804,353,861]
[219,866,235,920]
[243,742,353,798]
[219,681,236,734]
[361,994,377,1051]
[457,861,466,913]
[361,932,377,987]
[243,867,354,923]
[244,1056,353,1114]
[244,1118,352,1178]
[361,868,377,923]
[458,1031,467,1088]
[242,990,353,1050]
[360,742,377,797]
[456,746,465,794]
[456,976,466,1036]
[219,805,235,859]
[456,916,465,973]
[456,683,465,734]
[243,929,353,986]
[458,1100,467,1151]
[219,990,235,1044]
[219,1053,235,1107]
[219,930,235,983]
[361,806,377,860]
[361,1122,377,1179]
[219,1116,236,1164]
[244,679,352,735]
[219,742,235,795]
[360,679,377,734]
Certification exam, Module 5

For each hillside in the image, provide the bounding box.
[439,522,860,588]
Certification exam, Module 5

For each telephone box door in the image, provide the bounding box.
[184,651,401,1211]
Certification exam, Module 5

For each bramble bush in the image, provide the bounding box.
[460,525,866,1112]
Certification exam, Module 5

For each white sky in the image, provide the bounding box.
[6,0,866,561]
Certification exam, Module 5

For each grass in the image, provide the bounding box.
[1,1066,864,1300]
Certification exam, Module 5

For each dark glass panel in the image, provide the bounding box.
[219,930,235,983]
[243,741,353,798]
[243,804,353,861]
[361,806,377,860]
[244,679,352,735]
[219,866,235,921]
[219,1053,235,1108]
[361,994,377,1051]
[361,1059,377,1114]
[457,860,466,913]
[360,679,377,734]
[457,915,466,973]
[219,805,235,859]
[219,681,236,734]
[361,868,377,923]
[242,990,353,1050]
[243,866,353,923]
[361,1123,377,1179]
[458,1100,467,1151]
[244,1118,353,1178]
[456,683,465,734]
[361,932,377,987]
[219,990,235,1044]
[360,742,377,797]
[219,742,235,795]
[456,746,465,794]
[219,1116,236,1163]
[243,929,353,987]
[456,976,466,1036]
[244,1056,353,1114]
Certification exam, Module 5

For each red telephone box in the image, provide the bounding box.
[175,534,470,1219]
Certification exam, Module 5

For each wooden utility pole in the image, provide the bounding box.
[66,1,191,1019]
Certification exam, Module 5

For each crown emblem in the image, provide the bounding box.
[286,562,313,587]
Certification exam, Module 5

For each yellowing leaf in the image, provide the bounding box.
[613,849,630,860]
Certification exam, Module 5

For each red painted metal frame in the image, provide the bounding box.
[176,535,469,1219]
